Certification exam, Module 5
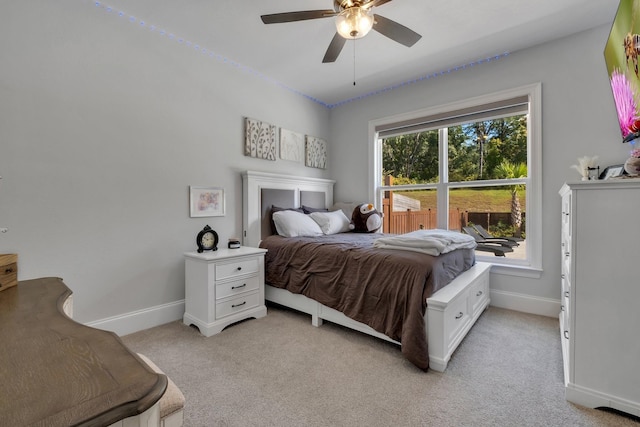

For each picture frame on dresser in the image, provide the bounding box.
[599,164,624,180]
[189,186,225,217]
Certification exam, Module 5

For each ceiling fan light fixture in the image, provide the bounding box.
[335,7,373,39]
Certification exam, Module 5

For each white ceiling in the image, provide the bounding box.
[100,0,618,107]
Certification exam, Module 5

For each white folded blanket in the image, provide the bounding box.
[373,229,477,256]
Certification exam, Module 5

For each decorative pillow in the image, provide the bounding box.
[270,205,304,234]
[302,205,329,214]
[331,202,360,220]
[310,210,352,235]
[272,210,323,237]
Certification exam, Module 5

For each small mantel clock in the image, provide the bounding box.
[196,225,218,253]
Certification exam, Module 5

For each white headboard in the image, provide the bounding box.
[242,171,335,248]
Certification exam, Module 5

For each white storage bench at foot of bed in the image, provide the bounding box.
[426,261,491,371]
[266,261,491,372]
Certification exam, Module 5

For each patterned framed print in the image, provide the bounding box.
[245,117,276,161]
[305,135,327,169]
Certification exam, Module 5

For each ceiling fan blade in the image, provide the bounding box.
[322,33,347,63]
[372,14,422,47]
[261,10,336,24]
[362,0,393,10]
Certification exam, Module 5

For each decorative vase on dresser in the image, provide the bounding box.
[623,156,640,175]
[559,180,640,417]
[184,246,267,336]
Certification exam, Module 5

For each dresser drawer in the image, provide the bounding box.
[216,275,260,300]
[561,279,570,324]
[0,256,18,292]
[216,291,260,319]
[215,257,259,281]
[444,293,471,349]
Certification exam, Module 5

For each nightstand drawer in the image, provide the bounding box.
[216,291,260,319]
[215,257,259,281]
[216,275,260,300]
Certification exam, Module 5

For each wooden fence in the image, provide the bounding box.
[382,197,524,234]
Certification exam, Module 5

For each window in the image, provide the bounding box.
[369,84,541,273]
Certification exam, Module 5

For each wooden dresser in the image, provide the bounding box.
[559,180,640,417]
[0,277,167,426]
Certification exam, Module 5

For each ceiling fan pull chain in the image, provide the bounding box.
[353,38,356,86]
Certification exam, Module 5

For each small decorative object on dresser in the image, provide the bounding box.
[570,155,599,181]
[228,238,241,249]
[196,225,218,253]
[183,247,267,336]
[599,164,625,180]
[623,147,640,175]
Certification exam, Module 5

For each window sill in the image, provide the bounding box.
[485,262,542,279]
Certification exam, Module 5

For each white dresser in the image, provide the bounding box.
[184,247,267,336]
[559,180,640,417]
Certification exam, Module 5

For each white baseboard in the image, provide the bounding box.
[85,300,185,336]
[83,291,557,337]
[490,289,560,318]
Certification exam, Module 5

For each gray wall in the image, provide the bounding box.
[0,1,330,324]
[329,24,629,303]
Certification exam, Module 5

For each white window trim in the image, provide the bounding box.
[368,83,542,278]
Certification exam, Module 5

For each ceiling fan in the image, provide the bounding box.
[261,0,422,63]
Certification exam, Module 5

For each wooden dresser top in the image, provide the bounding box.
[0,277,167,426]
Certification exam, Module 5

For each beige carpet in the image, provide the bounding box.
[122,305,640,427]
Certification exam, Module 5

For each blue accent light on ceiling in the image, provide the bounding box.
[91,2,508,109]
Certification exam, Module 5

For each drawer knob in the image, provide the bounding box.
[5,268,13,273]
[564,330,569,340]
[231,283,246,290]
[565,291,569,298]
[565,251,570,258]
[455,312,464,320]
[476,290,483,297]
[232,301,246,308]
[236,267,242,271]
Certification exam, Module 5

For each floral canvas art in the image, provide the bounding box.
[305,135,327,169]
[604,0,640,142]
[245,117,276,160]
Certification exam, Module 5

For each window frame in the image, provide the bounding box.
[368,83,542,277]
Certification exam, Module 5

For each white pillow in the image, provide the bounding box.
[310,210,352,235]
[272,210,323,237]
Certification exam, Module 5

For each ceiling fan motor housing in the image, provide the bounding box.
[334,1,360,13]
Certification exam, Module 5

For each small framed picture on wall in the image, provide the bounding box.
[190,186,225,217]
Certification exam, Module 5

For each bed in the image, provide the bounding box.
[242,170,491,371]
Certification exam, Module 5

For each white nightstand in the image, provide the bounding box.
[183,246,267,336]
